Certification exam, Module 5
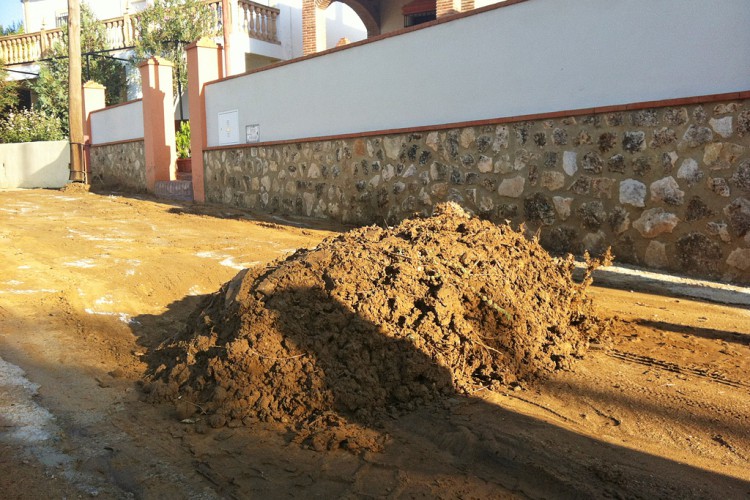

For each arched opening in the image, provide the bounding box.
[324,1,367,50]
[302,0,380,55]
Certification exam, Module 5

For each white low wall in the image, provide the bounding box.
[205,0,750,146]
[0,141,70,189]
[90,100,144,145]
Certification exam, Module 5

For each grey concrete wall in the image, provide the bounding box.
[0,141,70,189]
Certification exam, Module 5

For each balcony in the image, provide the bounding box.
[0,0,280,66]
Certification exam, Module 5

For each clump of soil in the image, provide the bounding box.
[59,182,91,193]
[143,203,610,447]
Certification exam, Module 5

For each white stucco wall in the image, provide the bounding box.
[0,140,70,189]
[205,0,750,146]
[90,100,144,145]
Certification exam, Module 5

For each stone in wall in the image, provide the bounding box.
[644,241,668,268]
[608,206,630,234]
[563,151,577,176]
[650,128,677,148]
[679,125,713,149]
[581,152,603,174]
[552,196,572,221]
[582,231,608,256]
[540,226,579,255]
[497,176,525,198]
[598,132,617,153]
[706,221,731,243]
[676,232,721,274]
[709,117,733,138]
[650,176,684,205]
[633,208,679,238]
[541,171,565,191]
[623,131,646,153]
[704,142,746,170]
[731,160,750,191]
[685,196,714,222]
[724,197,750,237]
[592,178,615,199]
[524,193,555,226]
[619,179,646,207]
[607,154,625,173]
[707,177,730,197]
[676,158,704,186]
[577,201,607,230]
[726,248,750,271]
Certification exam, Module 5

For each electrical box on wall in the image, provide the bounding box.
[218,110,239,146]
[246,124,260,143]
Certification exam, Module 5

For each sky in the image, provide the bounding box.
[0,0,24,30]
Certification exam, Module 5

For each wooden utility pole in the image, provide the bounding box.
[68,0,85,182]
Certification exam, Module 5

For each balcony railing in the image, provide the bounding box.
[0,0,280,66]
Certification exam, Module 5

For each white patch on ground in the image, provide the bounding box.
[52,196,78,202]
[279,248,299,255]
[0,289,57,295]
[188,285,204,296]
[63,259,96,268]
[84,308,135,324]
[0,356,55,443]
[195,251,258,270]
[4,280,23,285]
[95,296,114,305]
[17,265,31,270]
[67,228,133,243]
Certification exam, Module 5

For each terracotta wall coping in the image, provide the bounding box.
[203,90,750,151]
[89,98,143,116]
[90,138,144,148]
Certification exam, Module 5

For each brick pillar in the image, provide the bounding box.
[138,56,177,191]
[81,80,106,176]
[460,0,474,11]
[186,38,224,203]
[302,0,327,56]
[436,0,461,18]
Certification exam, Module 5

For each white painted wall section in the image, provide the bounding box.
[205,0,750,145]
[90,100,144,145]
[0,141,70,189]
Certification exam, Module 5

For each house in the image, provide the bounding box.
[0,0,372,103]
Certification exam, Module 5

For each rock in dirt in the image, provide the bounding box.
[143,203,610,447]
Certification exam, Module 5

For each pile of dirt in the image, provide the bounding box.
[143,203,609,447]
[59,182,91,194]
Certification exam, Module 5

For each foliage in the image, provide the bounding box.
[0,60,19,111]
[0,21,24,36]
[175,120,191,159]
[133,0,219,94]
[32,3,127,135]
[0,108,65,143]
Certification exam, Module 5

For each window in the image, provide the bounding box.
[402,0,437,28]
[55,12,68,28]
[404,11,436,27]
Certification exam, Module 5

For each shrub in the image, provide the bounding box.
[176,120,191,159]
[0,108,65,143]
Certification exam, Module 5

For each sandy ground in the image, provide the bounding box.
[0,187,748,499]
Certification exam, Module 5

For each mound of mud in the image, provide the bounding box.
[144,203,609,443]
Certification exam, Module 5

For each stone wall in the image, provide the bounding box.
[90,140,147,191]
[204,98,750,283]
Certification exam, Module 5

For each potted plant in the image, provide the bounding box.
[176,121,191,173]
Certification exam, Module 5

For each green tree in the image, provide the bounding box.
[0,61,19,111]
[32,3,127,134]
[132,0,218,94]
[0,21,24,36]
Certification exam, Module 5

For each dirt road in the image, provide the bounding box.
[1,188,749,498]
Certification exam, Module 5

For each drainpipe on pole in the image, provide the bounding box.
[68,0,85,182]
[221,0,231,75]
